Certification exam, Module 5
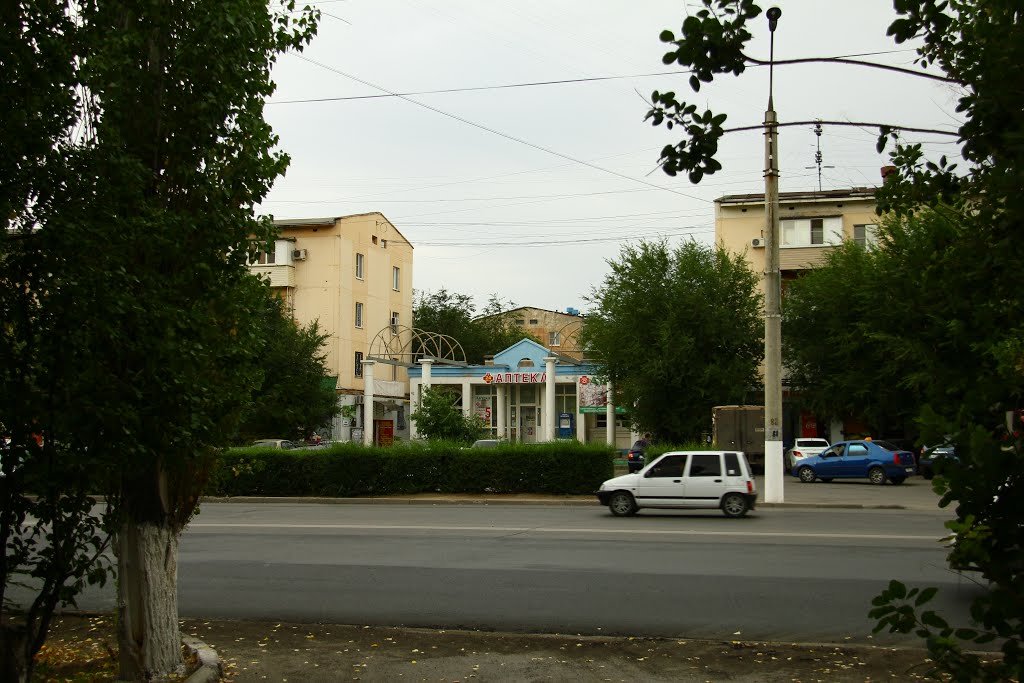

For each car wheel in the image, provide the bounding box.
[868,467,888,485]
[608,491,637,517]
[721,493,749,518]
[890,476,906,485]
[798,466,816,483]
[820,478,833,483]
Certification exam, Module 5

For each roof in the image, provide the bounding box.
[273,212,414,249]
[715,187,878,206]
[474,305,584,322]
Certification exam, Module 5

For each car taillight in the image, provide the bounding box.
[793,450,802,457]
[746,481,753,493]
[894,453,900,463]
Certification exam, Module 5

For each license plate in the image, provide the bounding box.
[905,467,914,474]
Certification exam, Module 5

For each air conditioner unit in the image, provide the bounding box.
[750,238,764,248]
[292,248,307,261]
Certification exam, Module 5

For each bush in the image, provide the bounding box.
[208,440,615,497]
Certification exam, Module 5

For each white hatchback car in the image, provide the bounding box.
[596,450,757,518]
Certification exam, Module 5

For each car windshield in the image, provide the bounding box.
[796,439,828,448]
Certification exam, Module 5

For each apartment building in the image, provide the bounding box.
[716,187,879,298]
[715,187,881,444]
[476,306,587,359]
[248,213,414,444]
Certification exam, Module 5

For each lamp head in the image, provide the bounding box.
[766,6,781,32]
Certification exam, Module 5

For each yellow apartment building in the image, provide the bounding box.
[715,187,881,444]
[476,306,587,360]
[248,212,414,444]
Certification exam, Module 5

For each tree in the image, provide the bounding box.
[645,2,1024,677]
[410,386,487,443]
[235,296,340,444]
[581,240,762,442]
[413,290,535,364]
[1,4,114,682]
[1,1,319,680]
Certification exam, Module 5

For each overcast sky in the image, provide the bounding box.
[259,0,961,314]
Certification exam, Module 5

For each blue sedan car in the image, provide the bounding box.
[791,440,917,485]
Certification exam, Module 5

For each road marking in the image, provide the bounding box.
[187,523,941,542]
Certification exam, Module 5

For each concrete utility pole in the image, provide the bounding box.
[763,7,784,503]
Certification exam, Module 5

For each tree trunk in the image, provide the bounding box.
[0,624,30,683]
[116,522,183,681]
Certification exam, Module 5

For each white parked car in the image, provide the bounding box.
[784,438,830,470]
[596,450,757,518]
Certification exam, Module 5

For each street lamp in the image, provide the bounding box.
[763,7,784,503]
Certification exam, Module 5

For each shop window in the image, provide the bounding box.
[595,414,628,428]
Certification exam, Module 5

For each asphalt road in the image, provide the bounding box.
[64,501,981,646]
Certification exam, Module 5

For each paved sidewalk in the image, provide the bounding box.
[208,475,948,512]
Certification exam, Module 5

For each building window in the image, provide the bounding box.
[515,319,525,326]
[390,311,399,333]
[810,218,824,245]
[355,302,363,328]
[257,248,276,265]
[354,352,363,378]
[556,383,576,416]
[355,253,364,279]
[549,331,561,347]
[529,318,538,325]
[853,223,879,249]
[392,266,401,291]
[781,217,843,247]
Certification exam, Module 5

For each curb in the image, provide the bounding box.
[201,496,908,510]
[182,635,222,683]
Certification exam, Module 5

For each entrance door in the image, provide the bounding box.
[521,406,537,443]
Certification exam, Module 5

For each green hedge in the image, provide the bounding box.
[208,440,616,497]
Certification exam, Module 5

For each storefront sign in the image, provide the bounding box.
[482,372,547,384]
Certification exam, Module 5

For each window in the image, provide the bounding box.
[390,311,399,332]
[392,266,400,291]
[515,319,525,326]
[355,302,363,328]
[689,453,722,477]
[781,217,843,247]
[810,218,824,245]
[355,253,364,279]
[853,223,879,249]
[724,453,741,476]
[528,318,538,325]
[548,331,561,346]
[354,352,363,378]
[257,249,276,265]
[556,383,577,416]
[646,454,685,478]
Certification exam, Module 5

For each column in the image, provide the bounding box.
[461,380,472,416]
[362,360,375,447]
[420,358,433,390]
[408,377,420,440]
[496,384,506,438]
[605,380,616,447]
[544,357,557,442]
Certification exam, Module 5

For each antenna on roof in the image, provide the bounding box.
[804,121,835,192]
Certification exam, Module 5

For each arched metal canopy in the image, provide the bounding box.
[366,324,467,368]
